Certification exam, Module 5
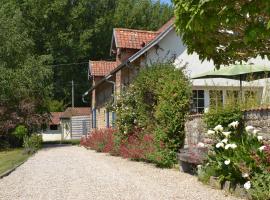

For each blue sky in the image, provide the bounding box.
[160,0,172,4]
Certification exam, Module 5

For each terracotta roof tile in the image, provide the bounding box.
[50,112,63,125]
[157,17,175,33]
[114,28,159,49]
[89,61,117,76]
[61,107,91,118]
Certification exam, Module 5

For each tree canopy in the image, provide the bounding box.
[0,0,173,135]
[173,0,270,67]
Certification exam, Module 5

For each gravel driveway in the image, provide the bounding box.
[0,146,240,200]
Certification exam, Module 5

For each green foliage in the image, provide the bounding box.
[249,171,270,200]
[47,100,65,112]
[9,126,28,147]
[23,134,43,154]
[114,63,191,167]
[173,0,270,67]
[203,106,244,131]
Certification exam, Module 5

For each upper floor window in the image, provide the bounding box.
[191,90,205,113]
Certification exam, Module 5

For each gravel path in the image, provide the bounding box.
[0,146,240,200]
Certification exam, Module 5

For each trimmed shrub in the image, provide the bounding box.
[23,134,42,154]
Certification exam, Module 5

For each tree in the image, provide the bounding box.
[173,0,270,67]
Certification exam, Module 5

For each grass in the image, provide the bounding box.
[0,149,30,175]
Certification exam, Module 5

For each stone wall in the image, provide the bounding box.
[244,108,270,139]
[184,108,270,147]
[184,114,206,148]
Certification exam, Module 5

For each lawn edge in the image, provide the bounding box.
[0,155,30,179]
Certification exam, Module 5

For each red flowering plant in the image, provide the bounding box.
[80,128,116,153]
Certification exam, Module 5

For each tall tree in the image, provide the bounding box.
[173,0,270,67]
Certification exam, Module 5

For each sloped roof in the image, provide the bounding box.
[113,28,159,49]
[50,112,63,125]
[89,61,117,76]
[157,17,175,33]
[61,107,91,118]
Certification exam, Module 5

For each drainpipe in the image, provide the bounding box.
[104,74,116,127]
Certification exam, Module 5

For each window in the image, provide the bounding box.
[209,90,223,109]
[191,90,205,113]
[49,125,58,130]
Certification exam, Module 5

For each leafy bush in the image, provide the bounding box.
[8,125,28,147]
[199,121,270,197]
[203,106,244,131]
[23,134,43,154]
[112,63,191,167]
[81,129,116,153]
[248,171,270,200]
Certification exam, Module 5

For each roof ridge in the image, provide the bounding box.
[114,28,158,34]
[90,60,116,63]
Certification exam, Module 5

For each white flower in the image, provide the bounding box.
[225,144,231,150]
[244,181,251,190]
[214,125,224,132]
[257,136,263,141]
[222,131,231,138]
[258,146,266,152]
[228,121,239,129]
[216,142,224,148]
[197,142,205,148]
[231,144,237,149]
[253,129,260,135]
[245,126,254,133]
[207,130,215,135]
[242,173,249,178]
[221,138,228,144]
[224,159,231,165]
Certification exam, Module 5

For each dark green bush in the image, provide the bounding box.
[113,63,191,167]
[23,134,42,154]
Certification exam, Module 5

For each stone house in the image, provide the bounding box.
[84,18,270,130]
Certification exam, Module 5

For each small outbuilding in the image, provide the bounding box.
[60,107,91,140]
[41,112,63,141]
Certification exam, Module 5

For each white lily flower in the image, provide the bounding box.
[231,144,237,149]
[207,130,215,135]
[244,181,251,190]
[221,138,228,144]
[257,136,263,141]
[225,144,231,149]
[259,146,266,152]
[216,142,224,148]
[224,159,230,165]
[214,125,224,132]
[228,121,239,129]
[245,126,254,133]
[253,129,260,135]
[197,142,205,148]
[222,131,231,138]
[242,173,249,178]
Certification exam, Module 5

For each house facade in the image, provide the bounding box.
[41,112,63,141]
[85,18,270,130]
